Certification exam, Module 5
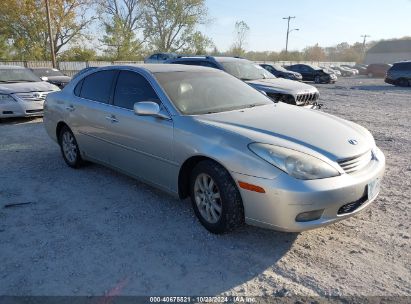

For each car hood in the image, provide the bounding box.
[195,104,374,161]
[47,76,71,83]
[246,78,318,96]
[0,81,59,94]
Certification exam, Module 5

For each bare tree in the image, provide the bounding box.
[230,20,249,56]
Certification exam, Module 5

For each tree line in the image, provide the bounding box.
[0,0,407,63]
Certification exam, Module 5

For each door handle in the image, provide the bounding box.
[105,115,118,123]
[65,105,75,112]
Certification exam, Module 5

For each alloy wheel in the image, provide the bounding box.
[62,131,77,163]
[194,173,222,224]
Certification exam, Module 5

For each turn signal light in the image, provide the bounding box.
[238,181,266,193]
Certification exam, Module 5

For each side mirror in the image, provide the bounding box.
[133,101,169,119]
[40,76,49,81]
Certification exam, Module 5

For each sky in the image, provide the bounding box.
[200,0,411,52]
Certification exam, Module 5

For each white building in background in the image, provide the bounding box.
[365,39,411,64]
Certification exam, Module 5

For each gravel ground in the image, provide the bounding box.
[0,77,410,297]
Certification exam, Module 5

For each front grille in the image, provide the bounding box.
[338,189,368,215]
[295,92,319,105]
[26,109,43,114]
[338,151,372,174]
[13,91,50,103]
[267,92,319,106]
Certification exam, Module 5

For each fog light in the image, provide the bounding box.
[295,209,324,222]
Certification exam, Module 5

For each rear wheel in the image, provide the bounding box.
[397,78,409,87]
[189,160,244,234]
[58,126,84,168]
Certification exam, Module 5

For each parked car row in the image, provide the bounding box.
[166,56,321,108]
[43,64,385,234]
[0,65,60,118]
[2,58,408,120]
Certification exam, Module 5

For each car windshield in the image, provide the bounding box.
[311,65,322,70]
[220,61,275,81]
[0,68,41,83]
[155,71,272,115]
[32,68,65,77]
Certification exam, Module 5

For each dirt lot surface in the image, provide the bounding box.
[0,77,410,297]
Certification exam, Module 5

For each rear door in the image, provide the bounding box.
[299,65,314,80]
[103,70,176,190]
[69,70,118,163]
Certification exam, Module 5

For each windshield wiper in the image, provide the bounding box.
[0,80,37,83]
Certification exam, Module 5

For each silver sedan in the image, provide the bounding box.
[44,64,385,234]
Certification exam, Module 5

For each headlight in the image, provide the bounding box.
[248,143,340,180]
[0,94,16,104]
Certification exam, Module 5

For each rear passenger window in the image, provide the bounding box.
[113,71,160,110]
[80,70,117,103]
[199,61,219,69]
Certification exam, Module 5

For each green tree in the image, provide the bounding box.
[0,36,14,60]
[0,0,95,60]
[186,31,214,54]
[99,0,144,60]
[58,46,97,61]
[141,0,208,52]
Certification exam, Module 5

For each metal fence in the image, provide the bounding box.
[0,60,355,76]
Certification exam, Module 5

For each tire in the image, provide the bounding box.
[189,160,244,234]
[58,125,84,168]
[397,78,409,87]
[314,76,321,84]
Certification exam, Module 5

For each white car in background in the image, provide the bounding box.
[0,65,59,118]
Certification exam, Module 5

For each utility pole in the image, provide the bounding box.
[283,16,297,53]
[45,0,57,68]
[361,34,370,52]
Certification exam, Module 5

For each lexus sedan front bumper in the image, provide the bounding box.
[231,147,385,232]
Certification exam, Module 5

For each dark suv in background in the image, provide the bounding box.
[285,64,337,83]
[366,63,392,78]
[385,61,411,87]
[167,56,320,108]
[260,63,303,81]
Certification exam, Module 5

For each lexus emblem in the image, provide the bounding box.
[33,93,40,98]
[348,139,358,145]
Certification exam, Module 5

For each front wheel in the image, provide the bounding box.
[58,126,84,168]
[314,76,321,84]
[189,160,244,234]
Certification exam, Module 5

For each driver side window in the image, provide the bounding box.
[113,71,160,110]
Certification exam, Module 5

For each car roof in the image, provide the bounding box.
[393,60,411,65]
[98,64,221,73]
[172,56,248,63]
[30,67,57,70]
[0,65,26,69]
